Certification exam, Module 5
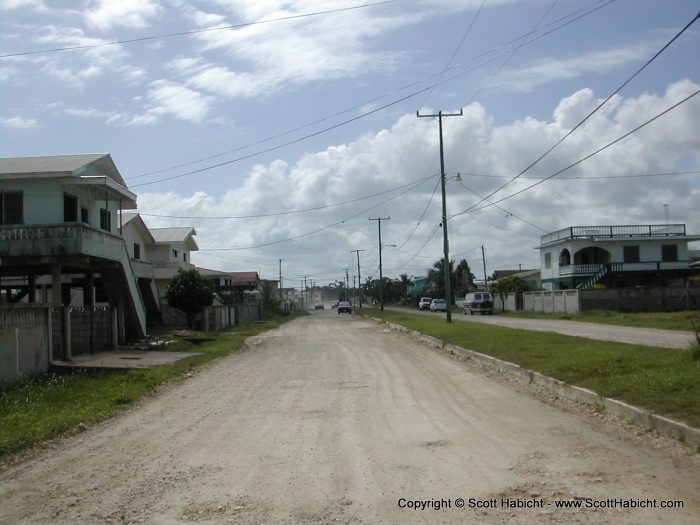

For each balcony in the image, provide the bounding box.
[559,261,693,277]
[0,223,126,261]
[541,224,688,246]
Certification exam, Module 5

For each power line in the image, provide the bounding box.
[126,0,615,186]
[458,9,700,216]
[137,174,435,220]
[451,89,700,218]
[0,1,402,59]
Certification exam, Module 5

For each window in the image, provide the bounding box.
[81,207,89,224]
[133,243,141,260]
[172,249,178,258]
[63,193,78,222]
[623,245,640,263]
[100,208,111,231]
[0,190,24,225]
[661,245,678,262]
[183,252,187,262]
[544,252,552,269]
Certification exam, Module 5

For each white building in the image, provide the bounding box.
[539,224,700,290]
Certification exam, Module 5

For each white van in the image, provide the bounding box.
[462,292,494,315]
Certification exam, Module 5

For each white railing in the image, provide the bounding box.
[541,224,686,245]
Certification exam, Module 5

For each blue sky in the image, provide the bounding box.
[2,0,699,288]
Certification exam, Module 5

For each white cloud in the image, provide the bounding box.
[142,80,214,123]
[85,0,162,31]
[1,115,38,129]
[134,81,700,279]
[493,40,662,93]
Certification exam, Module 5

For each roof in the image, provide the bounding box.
[230,271,260,283]
[150,227,198,251]
[0,153,125,184]
[120,213,155,244]
[0,153,137,208]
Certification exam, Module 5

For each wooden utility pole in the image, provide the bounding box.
[417,109,462,322]
[351,249,364,307]
[369,217,390,310]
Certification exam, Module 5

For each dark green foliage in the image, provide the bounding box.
[165,269,214,328]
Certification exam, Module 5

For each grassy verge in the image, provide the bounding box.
[0,311,307,461]
[365,308,700,430]
[499,309,699,332]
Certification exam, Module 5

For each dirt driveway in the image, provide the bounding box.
[2,312,698,524]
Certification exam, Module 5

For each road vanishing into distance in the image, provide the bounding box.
[2,311,699,524]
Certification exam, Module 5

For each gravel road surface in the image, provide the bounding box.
[2,311,698,524]
[392,307,695,348]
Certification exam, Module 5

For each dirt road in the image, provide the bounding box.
[2,312,699,524]
[392,307,695,348]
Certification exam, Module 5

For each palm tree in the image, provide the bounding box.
[454,259,475,298]
[428,259,456,304]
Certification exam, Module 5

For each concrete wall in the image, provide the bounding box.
[234,303,261,325]
[202,305,236,332]
[51,306,116,359]
[520,287,698,314]
[579,286,698,313]
[522,290,580,314]
[0,305,51,386]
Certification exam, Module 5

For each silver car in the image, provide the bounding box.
[429,298,447,312]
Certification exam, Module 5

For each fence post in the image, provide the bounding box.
[63,307,72,361]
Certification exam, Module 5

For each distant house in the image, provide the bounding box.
[408,276,431,295]
[148,226,198,298]
[0,154,147,343]
[539,224,700,290]
[197,268,261,303]
[492,269,541,290]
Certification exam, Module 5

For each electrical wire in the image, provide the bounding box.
[456,9,700,216]
[451,89,700,218]
[0,1,403,59]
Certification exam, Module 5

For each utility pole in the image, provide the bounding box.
[279,259,283,303]
[369,217,390,310]
[345,268,349,300]
[417,109,462,322]
[351,249,364,307]
[482,245,488,292]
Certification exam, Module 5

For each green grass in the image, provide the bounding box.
[365,308,700,430]
[0,311,307,461]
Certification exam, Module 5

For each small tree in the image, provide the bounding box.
[259,280,280,311]
[165,269,214,329]
[491,276,530,311]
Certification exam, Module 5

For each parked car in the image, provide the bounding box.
[337,301,353,314]
[418,297,433,310]
[463,292,494,315]
[314,304,325,310]
[331,301,339,309]
[429,298,447,312]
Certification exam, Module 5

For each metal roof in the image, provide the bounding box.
[150,227,198,250]
[0,153,136,208]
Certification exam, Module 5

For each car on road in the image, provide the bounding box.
[337,301,353,314]
[429,298,447,312]
[331,301,339,309]
[462,292,494,315]
[418,297,433,310]
[314,304,325,310]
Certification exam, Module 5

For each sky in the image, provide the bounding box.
[2,0,699,289]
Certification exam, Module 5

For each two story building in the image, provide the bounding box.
[0,154,148,347]
[539,224,700,290]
